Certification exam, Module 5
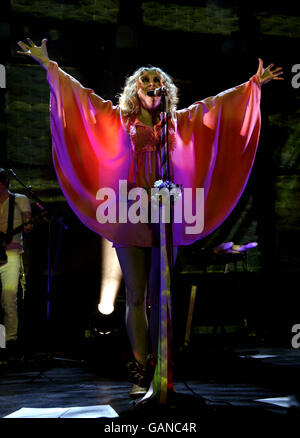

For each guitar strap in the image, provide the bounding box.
[6,193,16,245]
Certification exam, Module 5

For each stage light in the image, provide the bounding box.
[98,302,114,315]
[98,238,122,315]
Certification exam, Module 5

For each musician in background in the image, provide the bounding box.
[0,168,32,351]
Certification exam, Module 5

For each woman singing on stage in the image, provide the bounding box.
[17,38,283,399]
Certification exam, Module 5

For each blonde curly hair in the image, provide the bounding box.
[118,66,178,116]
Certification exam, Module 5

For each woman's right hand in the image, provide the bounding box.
[17,38,50,70]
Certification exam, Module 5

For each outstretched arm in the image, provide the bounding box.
[255,58,284,85]
[17,38,50,70]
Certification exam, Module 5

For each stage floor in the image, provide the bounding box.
[0,346,299,431]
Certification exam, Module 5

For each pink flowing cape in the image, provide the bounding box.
[47,61,261,246]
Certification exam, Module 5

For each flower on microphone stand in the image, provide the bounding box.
[154,179,164,188]
[151,179,182,207]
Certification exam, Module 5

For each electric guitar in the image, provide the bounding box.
[0,219,34,266]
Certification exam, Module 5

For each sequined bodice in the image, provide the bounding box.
[127,118,176,187]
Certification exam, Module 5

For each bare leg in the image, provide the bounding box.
[116,246,178,365]
[115,247,149,365]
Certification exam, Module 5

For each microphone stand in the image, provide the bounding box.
[158,90,175,401]
[8,169,68,379]
[134,92,206,413]
[8,169,67,230]
[160,91,174,270]
[136,91,177,406]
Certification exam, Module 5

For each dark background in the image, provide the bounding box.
[0,0,299,360]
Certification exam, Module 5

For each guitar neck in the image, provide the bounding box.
[0,220,32,246]
[7,222,30,238]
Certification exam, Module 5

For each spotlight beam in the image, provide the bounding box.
[98,238,122,315]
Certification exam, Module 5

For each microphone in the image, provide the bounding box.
[147,86,167,97]
[8,169,16,177]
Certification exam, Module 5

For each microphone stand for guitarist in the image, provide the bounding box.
[7,170,70,380]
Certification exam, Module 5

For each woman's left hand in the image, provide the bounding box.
[256,58,284,85]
